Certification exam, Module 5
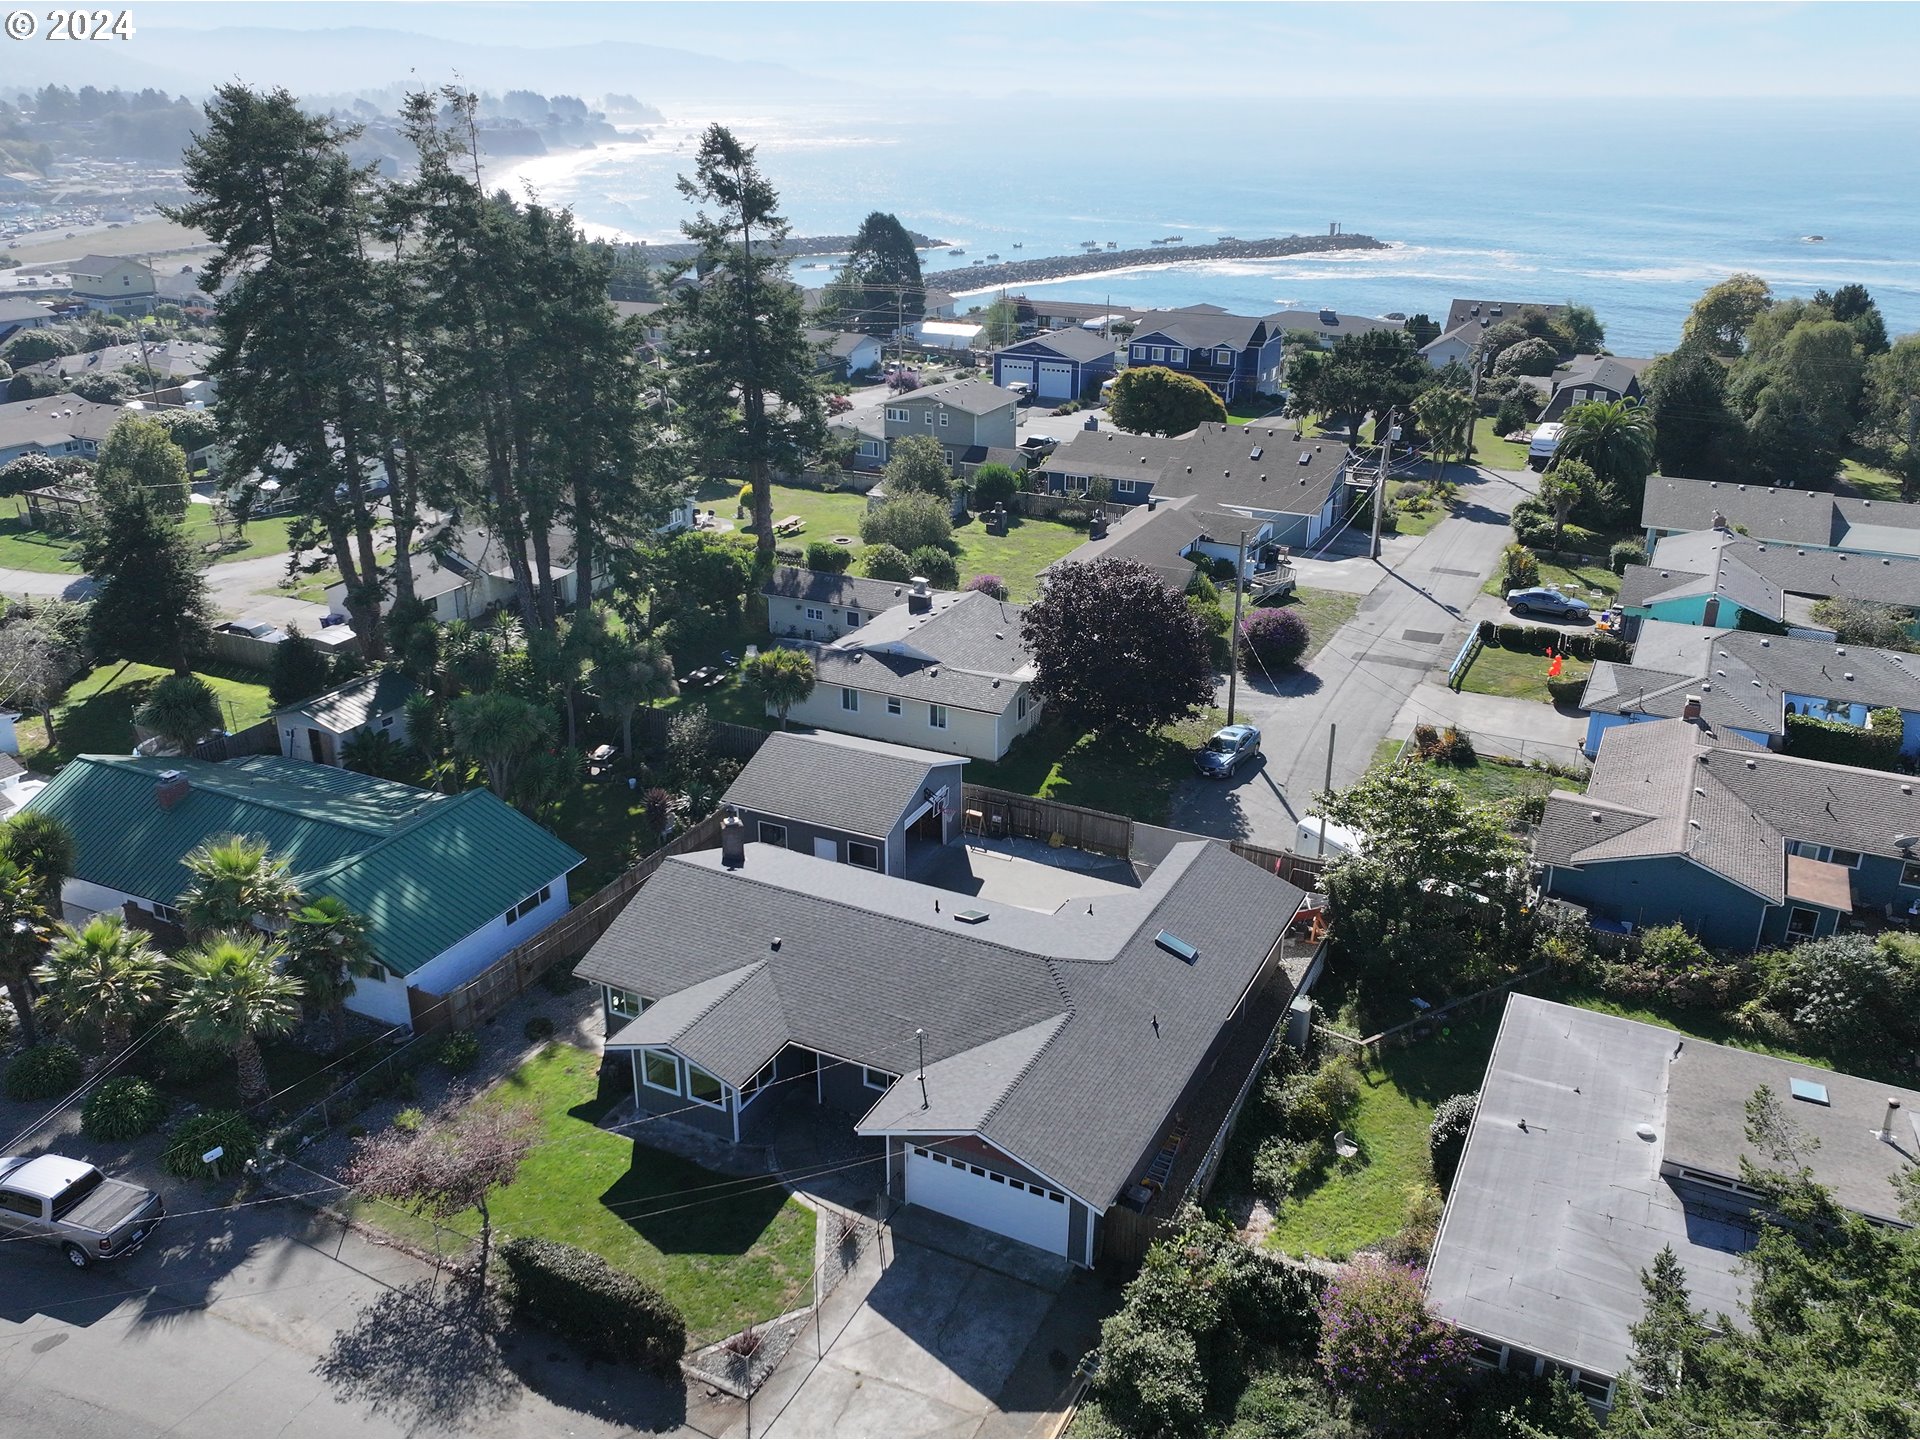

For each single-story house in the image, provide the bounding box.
[1535,717,1920,948]
[21,755,585,1028]
[991,329,1118,402]
[1619,527,1920,632]
[1011,296,1145,333]
[273,670,420,767]
[1265,308,1404,347]
[1038,421,1358,551]
[0,397,124,468]
[574,833,1310,1264]
[1641,475,1920,561]
[720,731,964,875]
[0,296,59,345]
[22,339,216,385]
[763,565,924,642]
[766,572,1043,763]
[804,327,885,380]
[1538,354,1649,422]
[912,319,986,356]
[1580,619,1920,757]
[1428,993,1920,1410]
[328,520,614,622]
[1042,492,1294,594]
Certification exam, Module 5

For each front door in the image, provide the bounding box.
[307,729,329,764]
[813,836,837,862]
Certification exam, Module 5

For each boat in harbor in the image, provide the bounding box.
[949,248,965,256]
[986,253,1000,259]
[1012,242,1023,249]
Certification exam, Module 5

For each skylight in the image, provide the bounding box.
[1789,1078,1830,1106]
[1155,930,1199,964]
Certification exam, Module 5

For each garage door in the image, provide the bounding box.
[906,1145,1071,1256]
[998,359,1035,391]
[1036,362,1075,400]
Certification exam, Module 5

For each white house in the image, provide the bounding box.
[272,670,419,767]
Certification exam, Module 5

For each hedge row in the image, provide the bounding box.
[1478,620,1630,664]
[1784,708,1905,772]
[497,1236,687,1377]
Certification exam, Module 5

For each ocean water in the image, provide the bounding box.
[501,99,1920,355]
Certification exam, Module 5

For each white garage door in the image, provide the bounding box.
[999,359,1035,390]
[906,1145,1071,1256]
[1036,361,1075,399]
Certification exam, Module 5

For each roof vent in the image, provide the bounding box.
[1155,930,1199,965]
[1760,638,1770,647]
[1746,758,1757,769]
[1298,451,1311,465]
[1590,811,1603,822]
[1789,1077,1830,1106]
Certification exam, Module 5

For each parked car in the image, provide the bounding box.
[1195,723,1262,779]
[1505,586,1591,621]
[0,1154,163,1269]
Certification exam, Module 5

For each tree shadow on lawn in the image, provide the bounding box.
[596,1141,795,1259]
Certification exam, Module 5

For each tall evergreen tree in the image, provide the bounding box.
[832,211,926,336]
[83,500,213,675]
[667,125,826,569]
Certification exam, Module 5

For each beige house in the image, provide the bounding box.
[762,567,1043,762]
[68,254,156,313]
[882,378,1019,471]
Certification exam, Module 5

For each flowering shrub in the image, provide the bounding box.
[1240,606,1310,669]
[962,573,1008,600]
[1317,1258,1474,1434]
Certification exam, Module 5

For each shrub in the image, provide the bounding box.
[1281,1052,1362,1143]
[497,1236,687,1376]
[803,540,852,574]
[436,1031,480,1072]
[1412,722,1442,760]
[1428,1092,1478,1193]
[969,462,1021,510]
[1609,538,1648,575]
[1810,595,1917,649]
[1240,606,1311,670]
[82,1076,167,1140]
[4,1041,81,1101]
[1755,933,1920,1054]
[162,1110,259,1178]
[736,482,752,512]
[1494,394,1531,436]
[393,1106,426,1134]
[1251,1135,1311,1207]
[962,573,1008,600]
[860,542,913,581]
[1547,673,1590,706]
[1185,570,1219,604]
[1054,503,1090,528]
[1500,542,1539,591]
[1784,709,1904,772]
[1601,924,1755,1010]
[524,1016,555,1042]
[144,1027,228,1085]
[859,493,951,553]
[1438,727,1476,766]
[1209,555,1238,582]
[1317,1258,1475,1434]
[666,704,715,778]
[908,544,959,589]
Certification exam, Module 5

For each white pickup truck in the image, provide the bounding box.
[0,1153,164,1268]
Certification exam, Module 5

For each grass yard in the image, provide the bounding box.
[353,1044,818,1346]
[1468,416,1532,471]
[181,508,301,564]
[1267,586,1360,666]
[1362,739,1584,804]
[0,515,84,573]
[970,710,1224,825]
[1389,502,1446,537]
[1839,456,1908,502]
[15,659,275,770]
[1227,400,1285,425]
[1268,1010,1501,1260]
[1457,645,1589,704]
[1483,553,1619,603]
[552,782,666,894]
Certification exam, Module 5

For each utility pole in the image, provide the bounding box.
[1463,356,1483,464]
[1369,409,1396,559]
[1317,724,1336,855]
[1226,530,1247,724]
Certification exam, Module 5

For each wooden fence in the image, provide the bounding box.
[405,809,728,1034]
[632,708,771,762]
[1229,840,1330,889]
[959,784,1134,857]
[188,720,282,763]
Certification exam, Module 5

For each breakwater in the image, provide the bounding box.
[931,232,1388,293]
[613,230,948,265]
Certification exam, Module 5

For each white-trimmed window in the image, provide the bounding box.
[841,687,860,712]
[1789,841,1864,869]
[759,821,788,847]
[1150,345,1165,361]
[847,840,881,871]
[805,605,825,621]
[887,696,902,715]
[1787,907,1819,938]
[886,406,908,422]
[642,1049,681,1095]
[152,901,184,925]
[1903,860,1920,888]
[1017,691,1030,719]
[858,439,882,458]
[1216,347,1234,365]
[1131,344,1146,361]
[608,988,645,1020]
[943,447,955,464]
[507,884,552,924]
[846,610,862,627]
[923,409,934,425]
[862,1066,896,1091]
[686,1064,725,1108]
[929,704,948,730]
[939,411,949,427]
[1115,477,1135,496]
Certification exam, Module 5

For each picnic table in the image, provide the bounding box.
[773,515,805,536]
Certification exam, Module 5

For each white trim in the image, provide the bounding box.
[685,1062,727,1109]
[758,821,788,847]
[641,1048,681,1096]
[862,1066,896,1091]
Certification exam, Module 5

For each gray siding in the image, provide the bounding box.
[626,1051,734,1139]
[821,1056,892,1116]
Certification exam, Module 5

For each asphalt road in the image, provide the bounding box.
[1169,463,1536,847]
[0,1195,697,1438]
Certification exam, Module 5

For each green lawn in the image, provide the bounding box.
[17,659,276,770]
[1457,645,1589,704]
[1363,739,1584,804]
[1227,400,1284,425]
[0,515,84,573]
[1268,586,1360,665]
[1483,553,1619,603]
[969,710,1223,825]
[552,781,665,895]
[182,508,301,564]
[1268,1011,1500,1260]
[1389,502,1446,537]
[353,1044,818,1345]
[1839,456,1907,502]
[1468,416,1532,470]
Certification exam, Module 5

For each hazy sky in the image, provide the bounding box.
[128,2,1920,100]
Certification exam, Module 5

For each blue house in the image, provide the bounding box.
[991,329,1118,403]
[1123,307,1285,403]
[1537,719,1920,949]
[1619,528,1920,633]
[1580,620,1920,758]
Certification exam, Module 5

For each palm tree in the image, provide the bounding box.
[1554,398,1655,516]
[34,916,166,1055]
[1412,385,1474,482]
[5,810,74,914]
[168,931,303,1104]
[449,692,553,798]
[135,674,223,755]
[284,896,376,1050]
[593,636,678,758]
[179,834,301,938]
[1538,458,1595,551]
[0,860,52,1047]
[741,647,817,730]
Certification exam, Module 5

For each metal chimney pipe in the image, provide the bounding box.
[1881,1097,1902,1143]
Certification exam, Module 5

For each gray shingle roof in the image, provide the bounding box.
[1641,475,1842,546]
[1041,421,1352,519]
[580,839,1307,1205]
[762,566,916,616]
[1128,309,1268,352]
[804,589,1034,712]
[272,668,418,733]
[906,378,1022,416]
[0,397,123,452]
[1265,309,1402,341]
[994,329,1117,363]
[722,731,960,840]
[1549,354,1648,394]
[0,297,54,324]
[1626,527,1920,613]
[1442,298,1569,333]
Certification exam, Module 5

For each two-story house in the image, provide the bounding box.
[1123,308,1284,402]
[1421,298,1570,369]
[67,254,156,314]
[1538,353,1649,421]
[881,379,1020,472]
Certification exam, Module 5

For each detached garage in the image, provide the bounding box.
[991,329,1117,404]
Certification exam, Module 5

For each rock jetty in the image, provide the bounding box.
[932,232,1387,292]
[612,230,947,265]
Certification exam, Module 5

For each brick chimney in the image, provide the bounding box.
[907,578,933,615]
[1682,695,1703,723]
[154,769,189,809]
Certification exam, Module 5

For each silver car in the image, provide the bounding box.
[0,1154,164,1268]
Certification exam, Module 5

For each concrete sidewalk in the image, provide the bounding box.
[1389,681,1590,768]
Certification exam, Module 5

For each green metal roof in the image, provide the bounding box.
[25,755,584,977]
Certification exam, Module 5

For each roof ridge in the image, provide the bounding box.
[973,1011,1074,1129]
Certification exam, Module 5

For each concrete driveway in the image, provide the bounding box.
[751,1208,1104,1440]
